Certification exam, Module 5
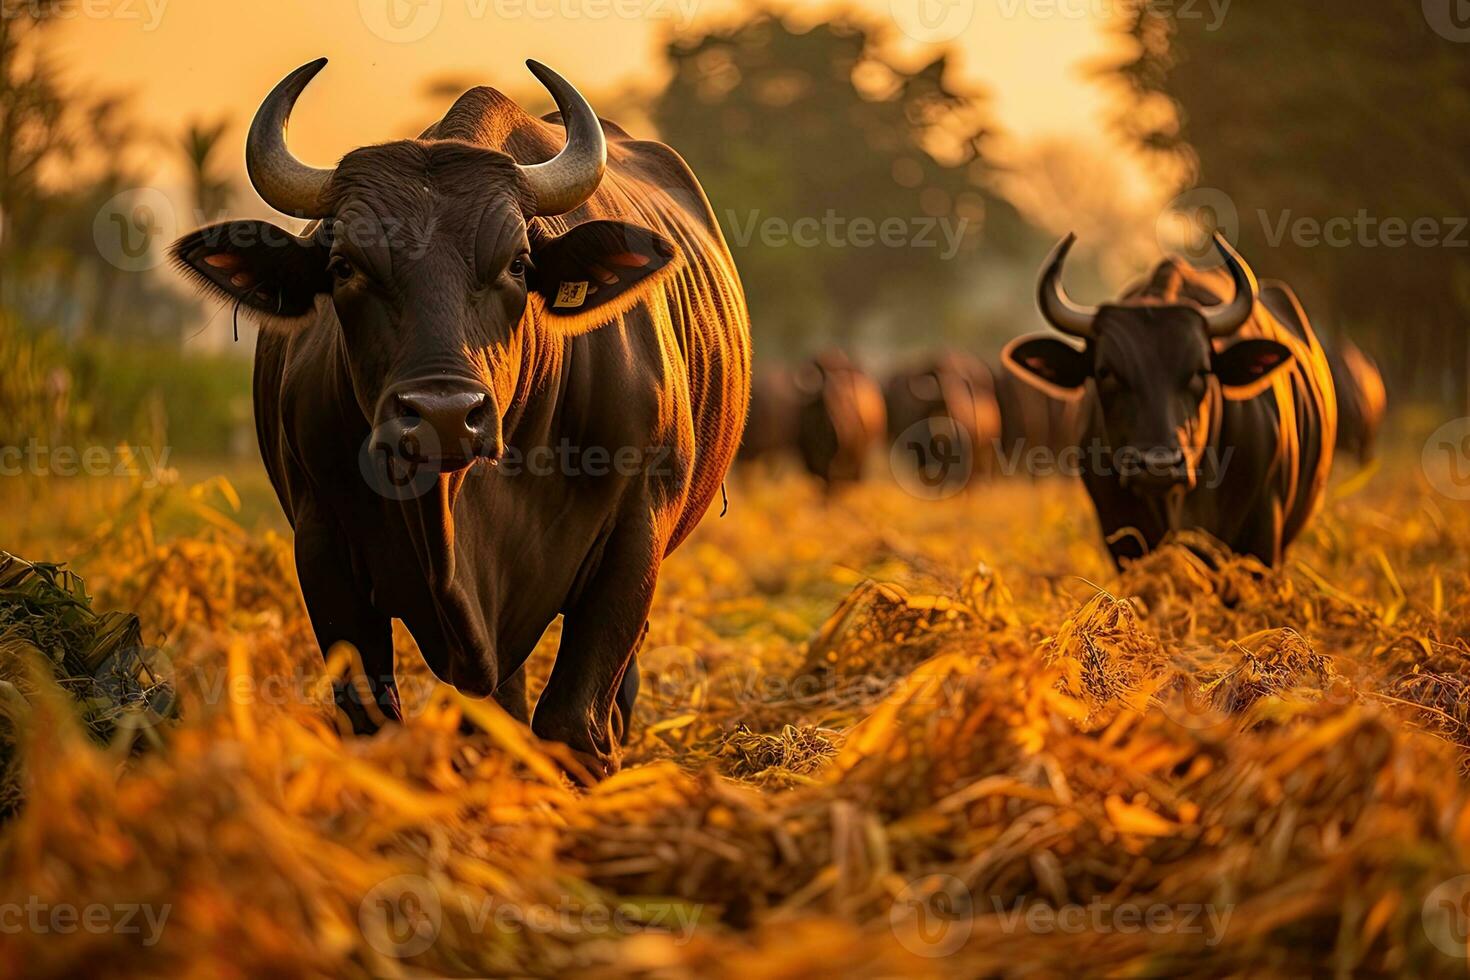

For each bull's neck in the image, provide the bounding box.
[501,308,569,443]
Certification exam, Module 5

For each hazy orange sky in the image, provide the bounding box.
[49,0,1136,189]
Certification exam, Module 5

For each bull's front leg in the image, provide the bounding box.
[293,510,401,735]
[533,524,658,782]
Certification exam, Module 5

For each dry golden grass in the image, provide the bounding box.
[2,450,1470,977]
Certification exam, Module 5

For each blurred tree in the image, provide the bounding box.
[0,2,72,302]
[178,117,233,222]
[1107,1,1470,409]
[0,6,194,344]
[652,9,1044,358]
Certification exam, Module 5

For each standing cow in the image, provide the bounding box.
[1003,233,1335,567]
[738,365,802,465]
[1326,336,1387,465]
[794,350,886,493]
[993,358,1084,478]
[170,59,750,779]
[885,351,1002,488]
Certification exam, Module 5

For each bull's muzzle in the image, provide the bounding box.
[372,378,501,471]
[1117,446,1196,495]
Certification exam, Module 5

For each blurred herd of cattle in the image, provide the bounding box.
[739,338,1387,494]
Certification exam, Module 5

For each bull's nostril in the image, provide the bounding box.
[394,393,421,421]
[464,396,489,431]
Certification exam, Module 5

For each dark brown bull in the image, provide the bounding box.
[738,365,801,464]
[1004,233,1335,567]
[993,359,1084,476]
[170,59,750,778]
[1326,335,1387,465]
[794,350,885,493]
[884,351,1002,488]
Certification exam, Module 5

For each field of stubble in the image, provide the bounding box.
[2,444,1470,977]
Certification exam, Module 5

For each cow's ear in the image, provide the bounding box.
[1214,339,1293,399]
[528,220,678,334]
[171,220,330,326]
[1002,335,1090,399]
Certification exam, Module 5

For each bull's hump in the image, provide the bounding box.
[428,88,636,165]
[429,87,548,155]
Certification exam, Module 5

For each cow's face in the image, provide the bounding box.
[170,59,675,474]
[1005,234,1293,496]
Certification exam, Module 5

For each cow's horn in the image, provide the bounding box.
[517,60,607,217]
[1201,232,1257,337]
[246,58,334,219]
[1037,233,1098,339]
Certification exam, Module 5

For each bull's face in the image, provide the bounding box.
[1004,233,1293,495]
[170,59,675,474]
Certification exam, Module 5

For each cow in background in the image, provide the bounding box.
[795,350,886,493]
[738,365,802,465]
[885,351,1002,488]
[1004,233,1335,567]
[1326,335,1387,465]
[993,359,1084,477]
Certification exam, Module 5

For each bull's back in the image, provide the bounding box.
[1241,281,1336,545]
[559,134,751,550]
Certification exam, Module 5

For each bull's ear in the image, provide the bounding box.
[1214,339,1293,399]
[1002,335,1090,399]
[170,220,330,325]
[528,220,678,333]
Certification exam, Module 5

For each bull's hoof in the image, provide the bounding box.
[547,742,621,786]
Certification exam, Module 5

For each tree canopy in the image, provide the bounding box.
[1108,0,1470,406]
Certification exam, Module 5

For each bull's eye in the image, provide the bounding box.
[328,256,355,284]
[1097,366,1122,392]
[507,256,528,279]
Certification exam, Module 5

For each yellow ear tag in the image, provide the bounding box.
[553,281,589,308]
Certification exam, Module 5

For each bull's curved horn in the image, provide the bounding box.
[517,60,607,217]
[1201,232,1258,337]
[246,58,334,219]
[1037,233,1098,339]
